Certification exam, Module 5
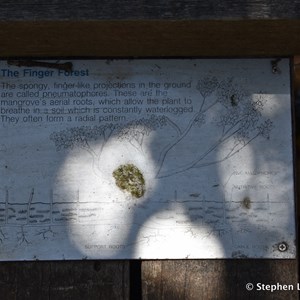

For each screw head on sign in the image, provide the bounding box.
[278,242,288,252]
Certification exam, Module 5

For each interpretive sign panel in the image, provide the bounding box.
[0,59,295,259]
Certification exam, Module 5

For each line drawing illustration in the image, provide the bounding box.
[49,77,273,179]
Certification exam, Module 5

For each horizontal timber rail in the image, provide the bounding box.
[1,20,300,57]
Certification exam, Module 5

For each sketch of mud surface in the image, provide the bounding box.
[0,188,222,247]
[0,187,119,245]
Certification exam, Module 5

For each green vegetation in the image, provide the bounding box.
[113,164,145,198]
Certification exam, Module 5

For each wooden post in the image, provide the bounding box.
[142,260,298,299]
[0,261,129,299]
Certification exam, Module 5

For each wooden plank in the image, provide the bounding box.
[1,20,300,57]
[0,261,129,300]
[1,0,300,20]
[142,260,299,299]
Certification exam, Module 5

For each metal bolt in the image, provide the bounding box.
[278,242,288,252]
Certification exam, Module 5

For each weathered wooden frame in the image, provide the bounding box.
[0,7,299,299]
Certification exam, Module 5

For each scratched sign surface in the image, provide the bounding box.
[0,59,295,259]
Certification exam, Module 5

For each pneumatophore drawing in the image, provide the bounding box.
[50,77,273,179]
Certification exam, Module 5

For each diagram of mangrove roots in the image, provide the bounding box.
[50,77,273,180]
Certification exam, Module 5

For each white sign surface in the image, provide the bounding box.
[0,59,295,259]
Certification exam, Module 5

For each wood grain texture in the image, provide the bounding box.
[142,260,299,300]
[1,20,300,58]
[1,0,300,20]
[0,261,129,300]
